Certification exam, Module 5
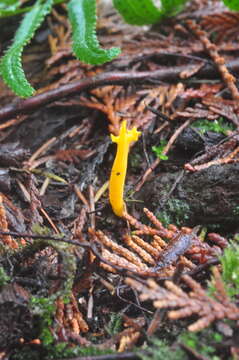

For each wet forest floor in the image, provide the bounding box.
[0,1,239,359]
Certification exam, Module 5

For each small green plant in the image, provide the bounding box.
[193,118,234,136]
[1,0,238,98]
[152,139,168,160]
[0,0,31,17]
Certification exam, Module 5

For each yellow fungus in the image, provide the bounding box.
[109,120,141,217]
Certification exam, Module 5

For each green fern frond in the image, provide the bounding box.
[223,0,239,10]
[161,0,188,16]
[113,0,188,25]
[0,0,20,17]
[67,0,121,65]
[0,0,53,98]
[112,0,163,25]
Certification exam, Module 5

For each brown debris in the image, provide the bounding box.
[0,1,239,356]
[184,138,239,172]
[0,194,18,249]
[118,330,140,352]
[89,208,227,278]
[201,11,239,42]
[135,119,192,192]
[55,293,89,336]
[202,95,239,127]
[186,20,239,103]
[126,266,239,332]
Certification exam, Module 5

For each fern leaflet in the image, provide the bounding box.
[0,0,53,98]
[223,0,239,10]
[67,0,121,65]
[113,0,188,25]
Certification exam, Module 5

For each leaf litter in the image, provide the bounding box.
[0,1,239,359]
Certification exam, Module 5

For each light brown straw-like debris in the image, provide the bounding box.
[186,20,239,102]
[126,266,239,332]
[89,209,228,278]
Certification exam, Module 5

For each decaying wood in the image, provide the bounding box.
[138,162,239,227]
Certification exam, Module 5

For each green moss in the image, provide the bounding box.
[233,206,239,216]
[28,225,78,346]
[219,243,239,298]
[130,151,143,169]
[180,329,223,360]
[156,198,190,227]
[105,312,123,335]
[193,117,234,135]
[140,338,185,360]
[0,266,10,287]
[11,343,115,360]
[46,343,114,359]
[30,296,56,345]
[207,243,239,299]
[32,224,77,301]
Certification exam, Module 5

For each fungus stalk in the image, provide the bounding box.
[109,120,141,217]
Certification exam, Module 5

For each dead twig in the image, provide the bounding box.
[127,267,239,332]
[186,20,239,103]
[1,60,239,123]
[135,119,192,192]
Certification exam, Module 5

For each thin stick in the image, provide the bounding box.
[1,61,239,123]
[28,137,57,164]
[135,119,192,192]
[187,20,239,101]
[74,185,90,210]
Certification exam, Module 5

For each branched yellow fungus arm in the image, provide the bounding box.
[109,120,141,217]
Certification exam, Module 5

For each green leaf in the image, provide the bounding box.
[0,0,20,11]
[67,0,121,65]
[0,7,32,18]
[161,0,188,16]
[112,0,163,25]
[113,0,188,25]
[0,0,19,6]
[0,0,53,98]
[152,140,168,160]
[0,0,22,17]
[223,0,239,10]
